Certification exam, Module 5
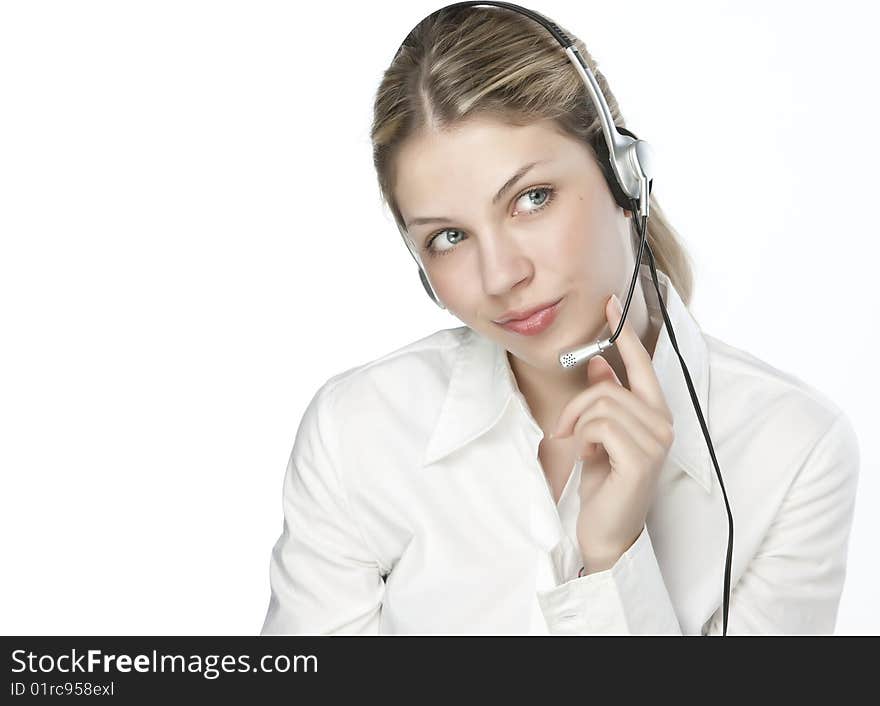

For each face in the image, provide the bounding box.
[393,115,635,373]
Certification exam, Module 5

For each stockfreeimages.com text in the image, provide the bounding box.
[10,649,316,680]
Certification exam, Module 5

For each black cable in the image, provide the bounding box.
[618,208,734,635]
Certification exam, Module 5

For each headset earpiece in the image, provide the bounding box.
[591,125,652,215]
[419,267,445,309]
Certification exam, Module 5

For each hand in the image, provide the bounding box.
[551,293,675,573]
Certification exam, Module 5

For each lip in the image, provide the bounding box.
[493,297,564,324]
[494,297,564,336]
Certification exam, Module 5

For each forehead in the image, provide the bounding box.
[393,117,580,213]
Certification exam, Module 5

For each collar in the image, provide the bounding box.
[422,264,714,494]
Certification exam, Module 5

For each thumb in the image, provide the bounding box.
[587,354,621,387]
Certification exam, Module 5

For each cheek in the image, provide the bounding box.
[554,196,629,289]
[552,202,605,263]
[428,263,480,314]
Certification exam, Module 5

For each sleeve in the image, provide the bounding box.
[260,385,386,635]
[535,522,683,634]
[699,411,860,635]
[536,411,861,636]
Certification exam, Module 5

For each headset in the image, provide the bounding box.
[392,1,733,636]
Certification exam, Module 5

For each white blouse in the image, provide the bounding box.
[260,264,860,635]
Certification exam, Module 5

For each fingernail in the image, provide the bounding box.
[611,293,622,313]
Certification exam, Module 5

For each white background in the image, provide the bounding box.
[1,0,877,635]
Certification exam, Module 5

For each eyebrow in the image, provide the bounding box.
[404,159,549,229]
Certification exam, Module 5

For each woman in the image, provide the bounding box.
[260,4,860,635]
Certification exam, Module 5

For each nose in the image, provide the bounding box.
[478,229,534,298]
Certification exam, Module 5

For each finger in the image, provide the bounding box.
[606,293,670,416]
[574,416,647,478]
[579,357,620,457]
[570,395,668,461]
[588,353,621,387]
[552,381,672,442]
[551,356,618,438]
[552,368,674,443]
[588,357,671,439]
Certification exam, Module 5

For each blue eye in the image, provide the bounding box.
[423,185,556,258]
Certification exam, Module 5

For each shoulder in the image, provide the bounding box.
[703,332,859,464]
[309,325,468,429]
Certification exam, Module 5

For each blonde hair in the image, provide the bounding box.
[371,5,695,305]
